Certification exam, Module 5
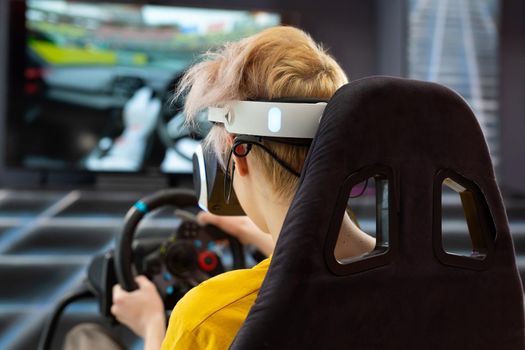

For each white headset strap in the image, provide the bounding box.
[208,100,326,138]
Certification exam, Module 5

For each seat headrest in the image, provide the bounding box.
[229,76,524,349]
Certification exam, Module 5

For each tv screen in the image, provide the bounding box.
[6,0,281,174]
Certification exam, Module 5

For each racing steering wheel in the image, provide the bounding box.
[114,188,245,308]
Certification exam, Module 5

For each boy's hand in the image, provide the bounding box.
[111,276,166,340]
[197,212,274,257]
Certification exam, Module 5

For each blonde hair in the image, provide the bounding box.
[177,26,348,199]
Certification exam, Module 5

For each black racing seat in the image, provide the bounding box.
[229,76,525,349]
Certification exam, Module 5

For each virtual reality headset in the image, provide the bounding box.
[192,100,327,215]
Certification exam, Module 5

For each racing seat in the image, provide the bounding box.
[229,76,525,349]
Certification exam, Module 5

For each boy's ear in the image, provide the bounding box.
[227,134,249,176]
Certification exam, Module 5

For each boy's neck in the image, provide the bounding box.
[263,197,375,260]
[264,200,290,243]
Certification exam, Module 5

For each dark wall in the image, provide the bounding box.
[0,0,405,189]
[164,0,381,80]
[0,0,7,180]
[500,0,525,196]
[0,0,43,187]
[377,0,406,76]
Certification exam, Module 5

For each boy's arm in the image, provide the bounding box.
[197,212,275,257]
[112,276,166,350]
[144,315,167,350]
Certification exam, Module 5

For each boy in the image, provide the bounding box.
[109,26,374,350]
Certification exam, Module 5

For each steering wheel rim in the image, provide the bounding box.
[115,188,244,292]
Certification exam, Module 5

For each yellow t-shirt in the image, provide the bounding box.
[161,258,270,350]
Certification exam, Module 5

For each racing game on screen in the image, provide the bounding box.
[10,1,280,173]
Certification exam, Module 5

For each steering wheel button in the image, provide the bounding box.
[198,251,218,272]
[207,241,216,250]
[194,240,203,249]
[163,272,172,281]
[166,285,174,295]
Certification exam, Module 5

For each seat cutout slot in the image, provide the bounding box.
[335,176,390,264]
[433,170,496,270]
[325,165,397,276]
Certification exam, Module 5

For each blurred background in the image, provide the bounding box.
[0,0,523,349]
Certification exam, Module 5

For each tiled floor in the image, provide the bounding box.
[0,190,152,350]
